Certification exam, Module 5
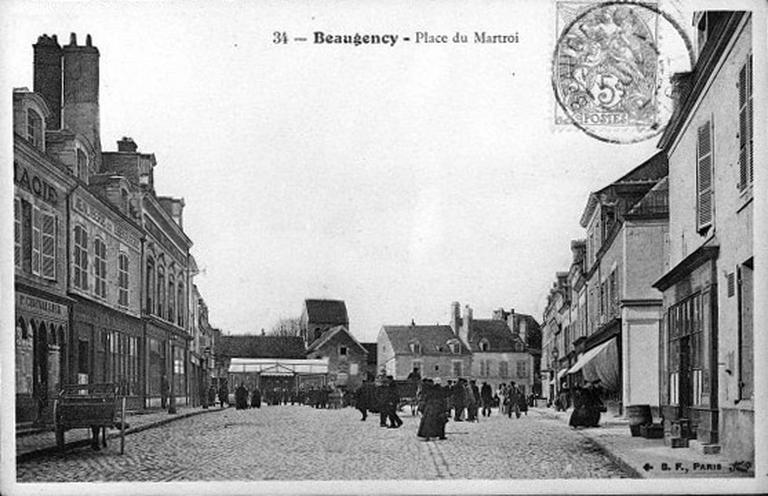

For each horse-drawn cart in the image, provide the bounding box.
[53,383,127,454]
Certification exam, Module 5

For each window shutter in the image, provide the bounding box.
[41,213,56,279]
[14,199,21,268]
[31,207,41,275]
[747,55,753,187]
[696,121,713,229]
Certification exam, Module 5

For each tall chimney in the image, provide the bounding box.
[450,302,461,334]
[460,304,472,347]
[62,32,101,172]
[33,34,62,130]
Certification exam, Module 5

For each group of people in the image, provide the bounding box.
[353,375,403,428]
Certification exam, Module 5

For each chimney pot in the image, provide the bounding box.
[69,33,77,45]
[86,34,92,47]
[117,137,138,152]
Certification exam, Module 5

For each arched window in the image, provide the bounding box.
[157,264,165,317]
[479,338,490,352]
[73,225,88,290]
[121,189,129,213]
[168,273,175,322]
[93,238,107,298]
[76,149,88,180]
[145,257,155,313]
[118,253,129,306]
[177,280,184,328]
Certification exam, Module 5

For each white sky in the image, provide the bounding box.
[4,0,687,343]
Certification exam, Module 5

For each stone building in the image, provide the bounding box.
[575,151,669,414]
[13,33,212,421]
[13,85,76,425]
[653,11,756,459]
[451,303,537,395]
[541,272,571,404]
[306,325,368,389]
[377,323,472,382]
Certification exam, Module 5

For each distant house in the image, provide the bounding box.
[452,303,538,395]
[300,299,349,347]
[377,323,472,382]
[306,325,368,389]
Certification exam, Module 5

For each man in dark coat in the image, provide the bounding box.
[251,386,262,408]
[480,382,493,417]
[218,382,229,408]
[235,383,249,410]
[384,376,403,428]
[376,380,389,426]
[453,378,467,421]
[207,385,217,408]
[354,380,372,420]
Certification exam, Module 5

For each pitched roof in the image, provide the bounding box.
[218,335,306,359]
[467,319,522,352]
[381,325,471,355]
[307,325,368,354]
[304,299,349,325]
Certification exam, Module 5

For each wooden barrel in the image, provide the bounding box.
[627,405,653,437]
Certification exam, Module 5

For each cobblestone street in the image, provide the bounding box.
[17,406,632,481]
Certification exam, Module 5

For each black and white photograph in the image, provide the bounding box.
[0,0,765,494]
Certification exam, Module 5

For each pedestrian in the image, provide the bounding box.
[251,386,262,408]
[517,387,528,417]
[453,378,467,421]
[355,380,373,421]
[376,380,389,427]
[507,382,521,419]
[480,381,493,417]
[235,383,249,410]
[569,385,589,428]
[218,382,229,408]
[417,378,448,441]
[384,376,403,428]
[207,385,217,408]
[466,380,479,422]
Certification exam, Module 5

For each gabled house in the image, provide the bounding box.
[377,323,472,381]
[306,325,368,389]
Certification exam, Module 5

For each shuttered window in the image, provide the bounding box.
[41,212,56,279]
[738,55,753,191]
[696,120,714,230]
[74,225,88,290]
[14,199,21,268]
[31,207,41,275]
[738,264,753,400]
[94,238,107,298]
[118,253,130,306]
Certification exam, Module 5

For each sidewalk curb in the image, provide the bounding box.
[16,407,225,463]
[531,407,643,479]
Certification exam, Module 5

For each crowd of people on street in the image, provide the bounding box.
[207,381,347,410]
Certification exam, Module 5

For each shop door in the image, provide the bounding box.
[33,321,49,419]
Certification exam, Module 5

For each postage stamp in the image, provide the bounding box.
[553,0,693,144]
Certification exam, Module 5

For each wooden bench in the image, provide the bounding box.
[53,383,127,454]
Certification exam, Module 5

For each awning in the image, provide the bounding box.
[567,338,620,391]
[228,357,329,375]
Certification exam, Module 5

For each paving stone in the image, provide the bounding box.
[17,406,632,481]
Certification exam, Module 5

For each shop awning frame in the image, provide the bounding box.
[567,338,615,375]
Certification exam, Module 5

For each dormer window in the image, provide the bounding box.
[409,341,422,355]
[479,338,490,352]
[27,109,43,150]
[447,340,460,354]
[76,149,88,180]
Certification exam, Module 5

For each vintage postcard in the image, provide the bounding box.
[0,0,765,494]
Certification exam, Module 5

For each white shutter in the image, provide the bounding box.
[31,207,41,275]
[14,199,21,268]
[41,212,56,279]
[696,121,714,229]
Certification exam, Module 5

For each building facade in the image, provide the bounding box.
[13,87,76,425]
[653,11,755,459]
[306,325,368,390]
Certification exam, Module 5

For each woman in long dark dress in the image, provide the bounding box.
[569,386,589,427]
[251,386,262,408]
[417,379,447,441]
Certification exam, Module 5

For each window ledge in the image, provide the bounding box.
[737,188,753,213]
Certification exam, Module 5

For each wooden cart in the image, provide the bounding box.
[53,383,127,454]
